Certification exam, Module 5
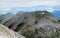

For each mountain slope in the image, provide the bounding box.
[0,11,60,38]
[0,24,25,38]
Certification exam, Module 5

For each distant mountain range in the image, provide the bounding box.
[0,5,60,19]
[51,10,60,19]
[0,10,60,19]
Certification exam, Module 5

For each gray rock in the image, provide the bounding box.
[0,13,12,24]
[1,11,60,38]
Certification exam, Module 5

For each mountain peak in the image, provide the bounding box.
[0,11,60,38]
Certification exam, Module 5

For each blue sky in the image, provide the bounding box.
[0,0,60,14]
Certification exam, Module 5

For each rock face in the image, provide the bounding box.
[0,24,25,38]
[17,11,60,38]
[0,13,12,24]
[0,11,60,38]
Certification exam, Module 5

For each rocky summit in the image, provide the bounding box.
[0,11,60,38]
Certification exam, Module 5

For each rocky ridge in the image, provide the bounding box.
[0,11,60,38]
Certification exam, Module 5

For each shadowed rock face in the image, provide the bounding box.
[0,11,60,38]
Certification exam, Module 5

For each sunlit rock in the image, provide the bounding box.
[0,24,25,38]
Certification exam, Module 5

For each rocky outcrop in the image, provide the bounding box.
[0,24,25,38]
[0,11,60,38]
[0,13,12,24]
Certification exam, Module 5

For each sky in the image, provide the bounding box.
[0,0,60,14]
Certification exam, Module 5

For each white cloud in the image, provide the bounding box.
[46,9,54,12]
[2,8,11,11]
[2,13,7,14]
[0,0,59,9]
[39,8,54,12]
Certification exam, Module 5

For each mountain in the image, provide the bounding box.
[0,13,13,24]
[0,11,60,38]
[51,10,60,19]
[51,6,60,19]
